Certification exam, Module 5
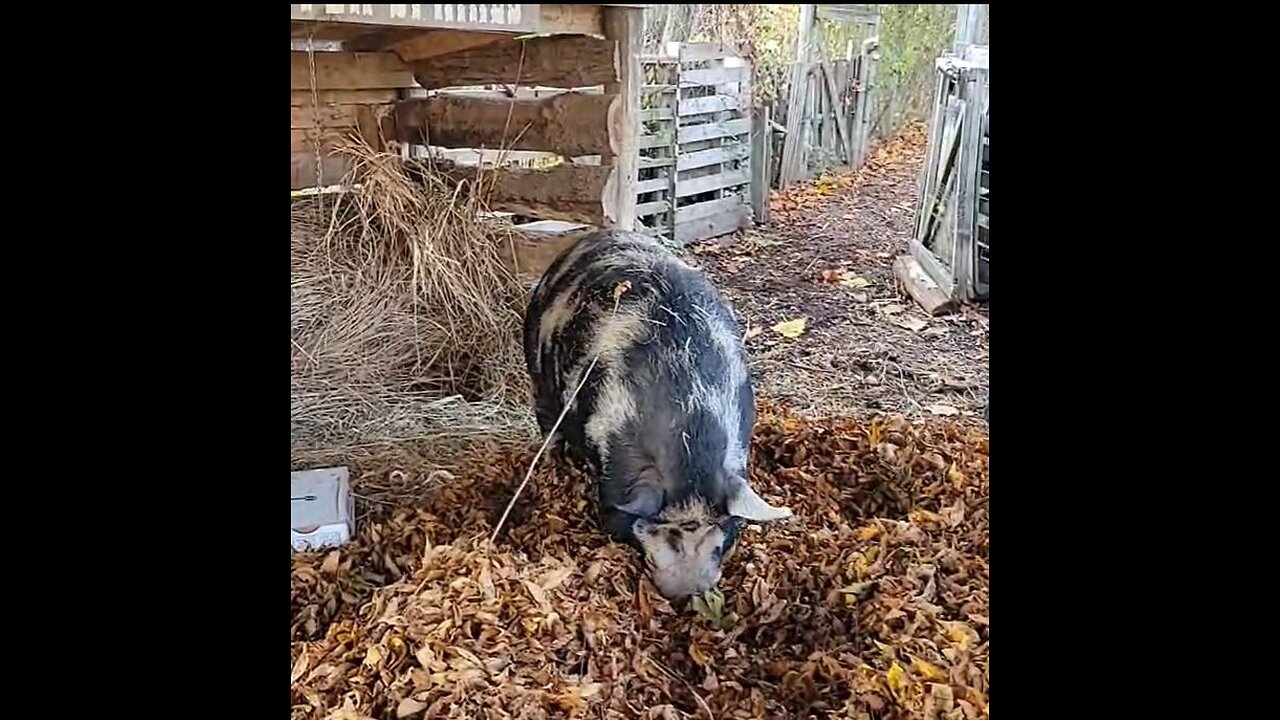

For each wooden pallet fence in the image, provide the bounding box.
[637,43,755,245]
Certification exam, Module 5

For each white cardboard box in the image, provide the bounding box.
[291,466,354,552]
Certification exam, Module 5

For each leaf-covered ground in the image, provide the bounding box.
[292,405,989,720]
[291,127,991,720]
[682,122,989,423]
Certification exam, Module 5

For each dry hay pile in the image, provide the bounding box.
[291,143,536,456]
[291,407,989,720]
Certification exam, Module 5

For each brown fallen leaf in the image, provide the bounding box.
[289,394,990,720]
[320,550,341,575]
[396,697,428,718]
[927,404,959,417]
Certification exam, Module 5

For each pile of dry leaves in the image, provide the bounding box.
[291,405,989,720]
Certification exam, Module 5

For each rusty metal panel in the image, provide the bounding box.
[290,4,541,33]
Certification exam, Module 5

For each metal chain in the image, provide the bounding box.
[306,26,323,194]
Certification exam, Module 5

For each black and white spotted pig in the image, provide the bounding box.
[522,229,791,600]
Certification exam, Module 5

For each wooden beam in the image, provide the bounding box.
[539,4,606,35]
[408,159,612,225]
[355,28,508,61]
[395,92,617,157]
[503,223,592,282]
[602,7,641,231]
[290,52,415,90]
[290,89,399,107]
[292,104,360,130]
[291,152,350,190]
[750,105,772,225]
[290,106,389,156]
[892,255,957,316]
[409,34,618,90]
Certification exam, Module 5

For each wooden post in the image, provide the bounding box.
[750,104,772,225]
[778,4,815,188]
[603,6,642,232]
[953,5,985,55]
[853,38,878,169]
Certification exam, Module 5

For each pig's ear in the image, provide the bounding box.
[615,472,664,518]
[726,477,792,523]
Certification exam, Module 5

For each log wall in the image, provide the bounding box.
[291,8,644,232]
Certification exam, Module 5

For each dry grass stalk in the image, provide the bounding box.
[290,137,538,457]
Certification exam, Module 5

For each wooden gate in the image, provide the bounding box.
[778,39,879,187]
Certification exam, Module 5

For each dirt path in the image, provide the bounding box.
[682,123,989,424]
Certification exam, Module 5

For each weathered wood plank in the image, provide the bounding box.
[674,195,745,224]
[410,34,618,90]
[291,152,350,190]
[408,159,611,225]
[638,132,675,149]
[750,105,772,225]
[674,203,751,244]
[892,254,957,316]
[678,118,752,144]
[678,93,748,117]
[504,224,592,282]
[639,156,675,169]
[602,7,642,231]
[675,168,751,198]
[539,4,605,35]
[779,6,816,188]
[636,199,670,217]
[290,89,399,106]
[677,145,750,173]
[680,66,751,87]
[820,63,852,162]
[816,5,880,25]
[290,52,415,90]
[640,107,676,122]
[290,128,356,154]
[679,43,744,63]
[290,4,540,33]
[351,28,507,60]
[394,92,615,156]
[635,177,669,194]
[292,103,395,130]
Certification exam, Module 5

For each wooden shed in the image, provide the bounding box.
[290,4,648,231]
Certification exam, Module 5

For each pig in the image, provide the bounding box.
[522,229,791,600]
